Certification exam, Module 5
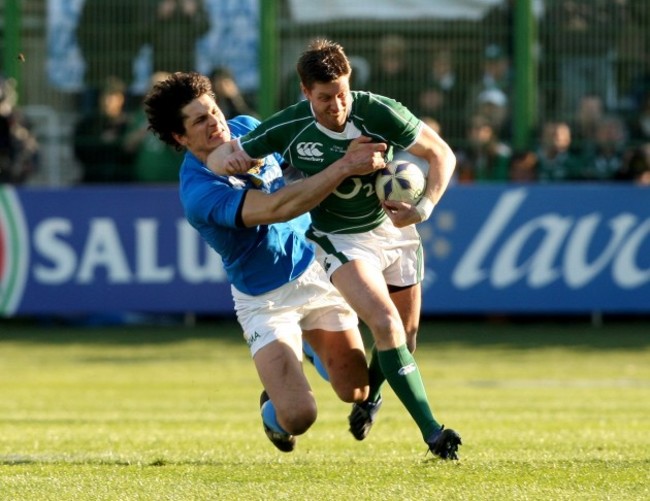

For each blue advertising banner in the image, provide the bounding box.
[0,186,231,316]
[421,184,649,313]
[1,184,648,317]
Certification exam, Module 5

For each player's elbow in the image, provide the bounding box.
[447,149,457,175]
[435,143,456,178]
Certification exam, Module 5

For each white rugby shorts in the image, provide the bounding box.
[308,219,423,287]
[232,260,358,357]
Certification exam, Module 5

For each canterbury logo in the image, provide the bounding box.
[398,363,417,376]
[296,142,323,158]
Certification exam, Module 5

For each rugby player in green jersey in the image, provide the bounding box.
[207,39,461,460]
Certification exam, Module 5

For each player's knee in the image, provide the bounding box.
[365,312,394,335]
[280,401,317,435]
[366,313,405,346]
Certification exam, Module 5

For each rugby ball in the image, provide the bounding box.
[375,160,426,204]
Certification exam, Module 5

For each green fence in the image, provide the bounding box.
[1,0,649,184]
[265,0,649,153]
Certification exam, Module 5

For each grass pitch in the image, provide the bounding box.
[0,318,648,500]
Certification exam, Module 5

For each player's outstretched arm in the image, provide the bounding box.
[241,136,387,227]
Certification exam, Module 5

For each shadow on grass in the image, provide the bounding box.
[1,314,649,350]
[0,315,242,347]
[371,314,650,351]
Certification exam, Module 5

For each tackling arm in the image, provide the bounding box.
[240,136,387,227]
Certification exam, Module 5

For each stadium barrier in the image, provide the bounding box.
[1,184,648,317]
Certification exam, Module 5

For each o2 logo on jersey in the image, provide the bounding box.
[0,187,29,316]
[296,142,324,160]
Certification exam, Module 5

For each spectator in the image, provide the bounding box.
[210,67,257,119]
[415,47,466,140]
[74,76,133,183]
[0,76,39,184]
[615,0,650,112]
[542,0,622,116]
[577,115,628,181]
[348,55,371,90]
[76,0,149,107]
[468,43,512,97]
[627,91,650,146]
[366,35,418,110]
[480,0,514,60]
[456,114,511,183]
[278,68,303,110]
[415,84,447,130]
[616,143,650,185]
[534,120,580,182]
[509,150,538,183]
[123,72,183,183]
[149,0,210,74]
[475,87,510,140]
[570,94,605,153]
[620,56,650,113]
[465,44,512,140]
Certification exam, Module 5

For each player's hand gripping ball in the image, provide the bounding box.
[374,160,426,204]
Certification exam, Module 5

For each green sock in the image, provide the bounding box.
[367,346,385,403]
[378,344,441,440]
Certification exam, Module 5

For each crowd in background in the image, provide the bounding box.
[355,0,650,185]
[69,0,258,185]
[2,0,650,186]
[70,67,256,184]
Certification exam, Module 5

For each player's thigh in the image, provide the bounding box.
[303,327,369,402]
[330,260,404,349]
[232,282,304,357]
[253,339,315,417]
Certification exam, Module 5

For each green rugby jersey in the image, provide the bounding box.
[238,91,422,234]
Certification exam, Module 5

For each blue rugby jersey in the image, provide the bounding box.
[179,115,314,295]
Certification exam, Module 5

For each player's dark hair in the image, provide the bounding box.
[144,71,214,150]
[297,38,351,89]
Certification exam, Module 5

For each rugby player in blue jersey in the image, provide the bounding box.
[144,71,387,452]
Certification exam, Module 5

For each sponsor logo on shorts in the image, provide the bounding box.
[398,363,417,376]
[247,330,261,347]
